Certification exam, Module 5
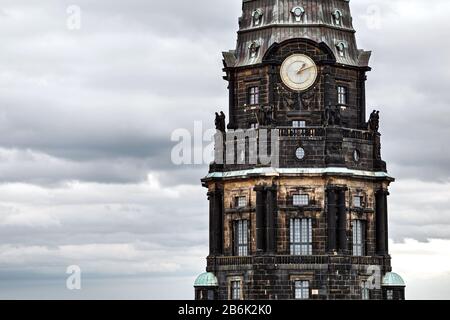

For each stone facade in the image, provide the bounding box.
[195,0,405,300]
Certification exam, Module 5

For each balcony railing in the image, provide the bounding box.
[279,127,324,138]
[277,127,373,142]
[342,128,373,141]
[208,255,386,266]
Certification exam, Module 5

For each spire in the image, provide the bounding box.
[231,0,370,68]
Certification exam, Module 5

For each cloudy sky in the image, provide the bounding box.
[0,0,449,300]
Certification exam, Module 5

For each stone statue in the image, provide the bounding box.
[368,110,380,132]
[301,86,317,110]
[324,104,341,126]
[276,85,295,111]
[260,105,275,126]
[215,111,226,132]
[334,105,341,126]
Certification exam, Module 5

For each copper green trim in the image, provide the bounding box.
[382,272,406,287]
[194,272,218,287]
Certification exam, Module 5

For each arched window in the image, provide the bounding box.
[335,41,348,57]
[248,40,261,58]
[332,9,343,26]
[252,9,264,26]
[291,6,305,22]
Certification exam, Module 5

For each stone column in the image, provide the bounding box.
[326,187,337,253]
[358,73,367,129]
[208,187,223,256]
[265,186,277,254]
[323,67,337,108]
[376,189,389,256]
[383,190,390,254]
[255,185,267,254]
[227,72,236,130]
[337,188,347,253]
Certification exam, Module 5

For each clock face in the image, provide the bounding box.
[280,54,318,91]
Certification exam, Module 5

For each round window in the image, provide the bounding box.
[296,147,305,160]
[353,149,361,162]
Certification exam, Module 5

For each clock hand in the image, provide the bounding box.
[296,63,306,74]
[297,65,315,74]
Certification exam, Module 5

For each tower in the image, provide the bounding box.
[194,0,405,300]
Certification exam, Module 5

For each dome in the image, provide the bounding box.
[194,272,218,287]
[382,272,406,287]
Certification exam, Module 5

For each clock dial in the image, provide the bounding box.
[280,54,318,91]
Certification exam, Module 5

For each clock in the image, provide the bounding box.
[280,54,318,91]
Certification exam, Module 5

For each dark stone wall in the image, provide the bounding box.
[208,255,391,300]
[227,39,367,130]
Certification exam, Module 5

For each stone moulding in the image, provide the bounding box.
[204,167,394,181]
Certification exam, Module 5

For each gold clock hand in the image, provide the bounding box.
[297,65,315,74]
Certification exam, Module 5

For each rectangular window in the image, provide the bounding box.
[386,290,394,300]
[292,120,306,128]
[294,280,310,300]
[337,86,347,105]
[248,87,259,105]
[353,196,362,208]
[362,288,370,300]
[231,281,241,300]
[352,220,366,256]
[235,196,247,208]
[234,220,248,256]
[290,218,313,255]
[293,194,309,206]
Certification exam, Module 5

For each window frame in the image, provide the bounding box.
[337,85,348,105]
[386,289,394,300]
[235,196,247,208]
[294,280,310,300]
[352,220,366,256]
[293,194,309,206]
[234,220,249,256]
[353,195,363,208]
[248,86,260,105]
[290,218,313,256]
[362,287,370,300]
[292,120,306,128]
[231,280,242,300]
[332,10,343,26]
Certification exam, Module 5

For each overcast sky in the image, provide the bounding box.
[0,0,449,300]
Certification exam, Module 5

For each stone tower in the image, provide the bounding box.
[194,0,406,300]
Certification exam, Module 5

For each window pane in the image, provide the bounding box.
[352,220,365,256]
[292,120,306,128]
[293,194,309,206]
[362,288,370,300]
[248,87,259,105]
[387,290,393,300]
[231,281,241,300]
[295,281,310,299]
[353,196,362,208]
[237,196,246,208]
[236,220,248,256]
[290,218,312,255]
[337,86,347,105]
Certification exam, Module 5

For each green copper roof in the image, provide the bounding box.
[382,272,406,287]
[194,272,218,287]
